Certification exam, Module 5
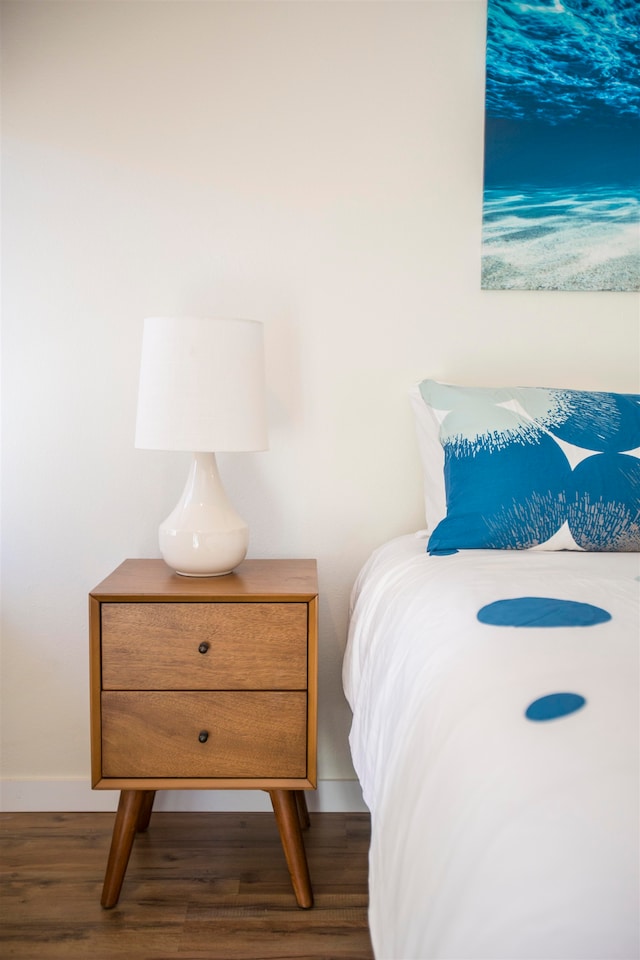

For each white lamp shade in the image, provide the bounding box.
[135,317,268,452]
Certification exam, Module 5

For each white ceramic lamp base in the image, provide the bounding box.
[159,452,249,577]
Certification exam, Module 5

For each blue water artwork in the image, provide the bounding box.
[481,0,640,291]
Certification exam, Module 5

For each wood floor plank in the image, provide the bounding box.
[0,811,373,960]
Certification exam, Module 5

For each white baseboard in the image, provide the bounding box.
[0,778,369,814]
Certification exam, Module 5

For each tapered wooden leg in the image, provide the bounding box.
[269,789,313,909]
[136,790,156,833]
[101,790,146,908]
[294,790,310,830]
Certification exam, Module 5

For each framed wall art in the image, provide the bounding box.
[482,0,639,291]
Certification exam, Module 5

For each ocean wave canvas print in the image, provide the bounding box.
[481,0,640,291]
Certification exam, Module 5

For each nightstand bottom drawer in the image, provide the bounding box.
[101,691,307,779]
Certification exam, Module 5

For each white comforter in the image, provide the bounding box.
[344,534,640,960]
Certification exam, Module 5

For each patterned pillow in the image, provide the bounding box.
[412,380,640,554]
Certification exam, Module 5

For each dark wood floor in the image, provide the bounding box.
[0,810,373,960]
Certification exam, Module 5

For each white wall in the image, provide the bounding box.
[2,0,638,812]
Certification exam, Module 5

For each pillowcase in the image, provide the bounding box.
[411,380,640,554]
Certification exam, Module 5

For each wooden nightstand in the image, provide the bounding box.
[89,558,318,909]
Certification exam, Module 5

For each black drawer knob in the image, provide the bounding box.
[198,642,210,654]
[198,730,209,744]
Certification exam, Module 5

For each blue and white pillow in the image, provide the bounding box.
[411,380,640,554]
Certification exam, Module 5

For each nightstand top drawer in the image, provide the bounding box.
[101,602,308,690]
[91,558,318,603]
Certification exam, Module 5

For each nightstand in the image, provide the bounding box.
[89,558,318,909]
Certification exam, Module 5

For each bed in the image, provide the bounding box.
[343,381,640,960]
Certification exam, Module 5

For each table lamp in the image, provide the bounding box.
[135,317,268,576]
